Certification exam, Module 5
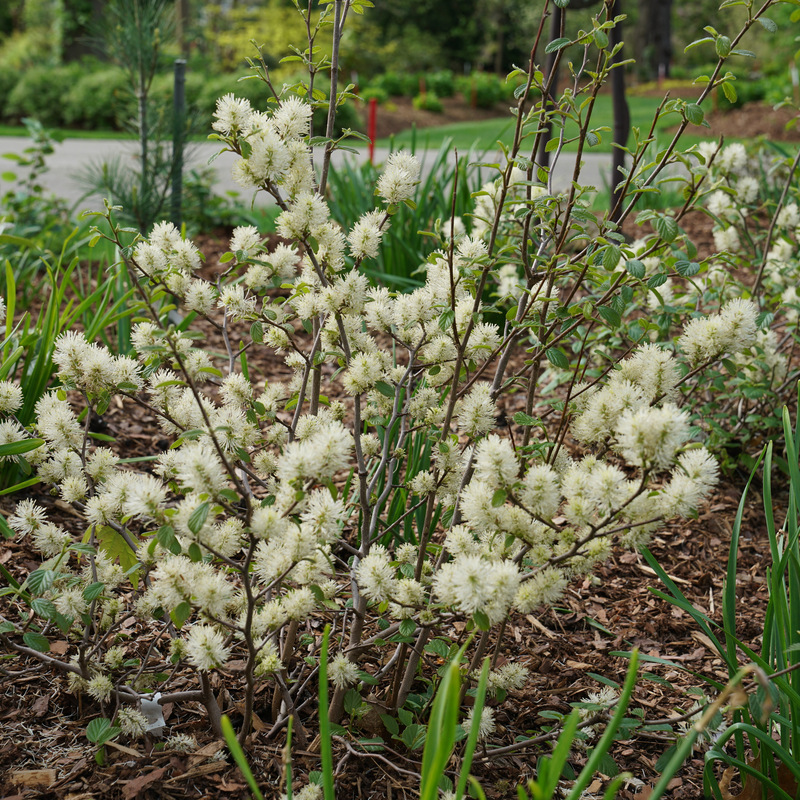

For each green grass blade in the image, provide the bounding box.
[221,714,264,800]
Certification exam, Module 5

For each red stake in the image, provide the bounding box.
[368,97,377,164]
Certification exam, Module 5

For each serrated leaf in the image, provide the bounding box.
[473,610,491,631]
[722,81,737,103]
[171,600,192,629]
[188,502,210,534]
[83,582,105,602]
[674,260,700,277]
[626,259,646,279]
[647,273,669,289]
[86,717,119,745]
[399,618,416,637]
[513,412,539,426]
[685,103,704,125]
[545,348,569,369]
[31,598,57,620]
[27,569,56,595]
[375,381,395,398]
[602,245,621,271]
[715,35,731,57]
[156,525,181,555]
[23,631,50,652]
[545,37,571,54]
[653,216,678,242]
[95,526,139,588]
[757,16,777,32]
[597,305,621,328]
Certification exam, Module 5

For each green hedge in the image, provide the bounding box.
[63,68,132,129]
[6,64,85,126]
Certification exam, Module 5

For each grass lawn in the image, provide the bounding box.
[376,94,716,153]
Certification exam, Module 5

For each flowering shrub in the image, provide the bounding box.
[1,0,798,791]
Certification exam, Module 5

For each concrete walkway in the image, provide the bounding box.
[0,135,616,211]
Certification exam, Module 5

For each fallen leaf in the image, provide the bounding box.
[31,694,49,717]
[720,756,800,799]
[122,767,167,799]
[50,641,69,655]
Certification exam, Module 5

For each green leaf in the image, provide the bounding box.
[545,37,571,54]
[685,103,704,125]
[188,502,210,534]
[399,618,416,637]
[674,260,700,277]
[594,29,609,49]
[653,216,678,242]
[757,16,777,32]
[473,610,491,631]
[597,305,621,328]
[170,600,192,629]
[545,348,570,369]
[380,713,400,736]
[375,381,395,398]
[0,438,44,458]
[95,526,139,588]
[83,582,105,602]
[626,259,646,279]
[156,525,181,555]
[22,631,50,652]
[86,717,120,745]
[31,598,57,620]
[647,272,669,289]
[344,688,363,715]
[27,569,56,595]
[722,81,737,103]
[601,245,621,271]
[491,489,507,507]
[513,412,539,426]
[715,35,731,57]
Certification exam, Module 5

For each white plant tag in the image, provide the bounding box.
[140,692,165,736]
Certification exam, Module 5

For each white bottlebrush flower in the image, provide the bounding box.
[513,566,568,612]
[736,176,759,204]
[212,93,253,136]
[713,226,740,253]
[87,674,114,702]
[615,403,689,470]
[342,352,384,395]
[777,203,800,230]
[0,380,23,413]
[521,464,561,519]
[717,143,747,174]
[165,733,198,752]
[248,128,291,183]
[117,707,149,738]
[271,95,312,140]
[348,209,385,260]
[680,299,758,364]
[376,151,421,204]
[458,383,496,437]
[463,706,496,741]
[31,522,70,558]
[484,662,529,695]
[230,225,261,257]
[9,499,48,535]
[184,280,217,315]
[184,625,232,671]
[355,546,397,603]
[0,418,27,461]
[474,435,518,489]
[328,654,360,689]
[276,193,330,239]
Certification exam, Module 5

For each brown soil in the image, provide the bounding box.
[684,103,800,143]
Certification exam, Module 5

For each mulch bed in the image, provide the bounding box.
[0,220,786,800]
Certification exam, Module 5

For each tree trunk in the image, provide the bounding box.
[536,5,563,171]
[610,0,630,224]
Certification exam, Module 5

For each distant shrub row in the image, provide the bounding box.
[0,63,361,135]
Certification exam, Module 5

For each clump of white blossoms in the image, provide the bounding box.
[3,25,762,758]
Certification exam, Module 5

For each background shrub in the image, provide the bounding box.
[0,64,19,116]
[412,92,444,112]
[6,63,84,126]
[423,69,455,98]
[63,68,132,129]
[455,72,511,109]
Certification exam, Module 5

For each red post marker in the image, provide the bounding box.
[368,97,377,164]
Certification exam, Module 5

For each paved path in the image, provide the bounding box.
[0,135,616,211]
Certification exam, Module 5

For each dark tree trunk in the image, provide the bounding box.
[61,0,104,62]
[610,0,630,223]
[634,0,673,80]
[536,5,563,171]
